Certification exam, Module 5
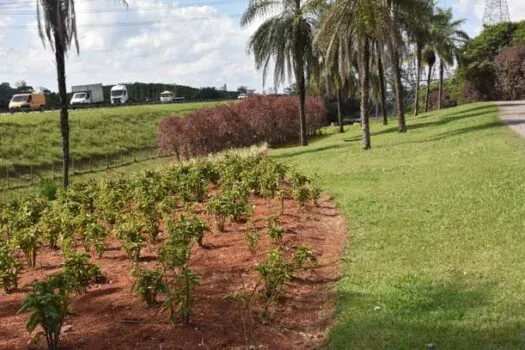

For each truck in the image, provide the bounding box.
[110,84,129,105]
[160,90,174,103]
[8,92,46,113]
[70,83,104,107]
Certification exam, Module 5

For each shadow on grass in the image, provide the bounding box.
[328,277,507,348]
[272,144,347,159]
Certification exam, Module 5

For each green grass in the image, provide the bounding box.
[272,102,525,349]
[0,101,225,168]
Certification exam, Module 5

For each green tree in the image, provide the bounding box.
[434,8,468,109]
[241,0,320,146]
[36,0,126,188]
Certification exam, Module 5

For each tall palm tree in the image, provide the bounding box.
[37,0,126,188]
[423,47,436,112]
[434,8,468,109]
[241,0,320,146]
[316,0,387,149]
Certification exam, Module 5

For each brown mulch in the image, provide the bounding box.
[0,194,346,349]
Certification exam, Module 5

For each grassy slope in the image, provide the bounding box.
[0,102,224,167]
[272,103,525,349]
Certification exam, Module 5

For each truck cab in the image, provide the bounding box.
[70,91,92,105]
[9,93,46,113]
[160,91,174,103]
[111,85,128,105]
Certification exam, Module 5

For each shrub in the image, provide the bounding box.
[292,246,318,269]
[63,252,102,294]
[131,268,167,306]
[255,249,290,301]
[115,219,145,263]
[244,225,261,255]
[158,95,327,158]
[165,214,208,248]
[494,44,525,100]
[18,276,70,350]
[0,243,20,293]
[266,215,284,244]
[207,188,250,231]
[38,179,58,201]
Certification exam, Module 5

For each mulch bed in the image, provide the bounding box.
[0,194,346,349]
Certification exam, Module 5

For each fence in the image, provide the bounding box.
[0,147,168,197]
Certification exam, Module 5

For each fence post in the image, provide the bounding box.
[106,153,109,169]
[30,165,34,185]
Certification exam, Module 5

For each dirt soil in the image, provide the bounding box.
[0,194,346,349]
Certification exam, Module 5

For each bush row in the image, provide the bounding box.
[158,95,327,159]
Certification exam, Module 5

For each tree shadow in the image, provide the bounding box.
[272,144,347,159]
[328,276,507,348]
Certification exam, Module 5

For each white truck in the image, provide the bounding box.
[110,84,129,105]
[160,90,174,103]
[70,84,104,106]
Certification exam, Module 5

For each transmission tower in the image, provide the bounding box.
[482,0,511,26]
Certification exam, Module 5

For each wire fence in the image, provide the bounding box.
[0,147,167,196]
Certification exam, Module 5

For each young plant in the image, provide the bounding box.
[244,225,261,255]
[207,188,250,231]
[63,252,102,294]
[115,219,145,263]
[0,243,20,293]
[18,276,70,350]
[12,227,39,268]
[292,246,318,269]
[84,221,109,259]
[158,235,199,325]
[165,214,208,248]
[131,268,167,306]
[255,249,290,301]
[223,278,259,348]
[266,215,284,244]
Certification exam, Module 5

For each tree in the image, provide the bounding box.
[423,47,436,112]
[36,0,126,188]
[433,8,468,109]
[237,86,248,94]
[241,0,319,146]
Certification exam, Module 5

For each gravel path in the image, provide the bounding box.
[496,101,525,137]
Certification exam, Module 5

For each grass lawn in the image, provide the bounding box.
[0,101,226,168]
[272,102,525,349]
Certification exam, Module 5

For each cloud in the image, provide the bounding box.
[0,0,262,92]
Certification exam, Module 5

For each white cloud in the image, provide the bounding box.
[0,0,263,92]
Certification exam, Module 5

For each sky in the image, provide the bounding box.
[0,0,524,93]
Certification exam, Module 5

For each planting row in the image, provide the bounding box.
[0,154,321,349]
[158,95,327,159]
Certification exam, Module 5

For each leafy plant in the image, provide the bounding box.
[165,214,208,248]
[12,227,39,268]
[292,246,318,269]
[266,215,284,244]
[18,276,70,350]
[84,221,109,259]
[255,249,290,301]
[115,219,145,263]
[224,278,259,348]
[38,179,58,201]
[158,234,199,325]
[0,243,20,293]
[63,252,102,294]
[244,225,261,255]
[131,268,167,306]
[207,188,250,231]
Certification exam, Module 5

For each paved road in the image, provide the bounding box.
[496,101,525,137]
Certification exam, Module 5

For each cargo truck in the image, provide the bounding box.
[70,84,104,106]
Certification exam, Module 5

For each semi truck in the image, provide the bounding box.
[110,84,129,105]
[70,84,104,106]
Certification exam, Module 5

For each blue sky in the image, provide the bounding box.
[0,0,523,93]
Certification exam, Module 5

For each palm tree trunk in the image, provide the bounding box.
[376,41,388,126]
[294,47,307,146]
[438,60,444,109]
[336,86,344,133]
[387,11,406,133]
[359,37,371,150]
[54,32,70,188]
[414,44,422,116]
[424,64,433,112]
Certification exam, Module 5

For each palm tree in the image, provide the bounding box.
[423,47,436,112]
[37,0,126,188]
[241,0,320,146]
[434,8,468,109]
[316,0,387,149]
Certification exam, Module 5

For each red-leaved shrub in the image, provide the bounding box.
[494,44,525,100]
[158,95,326,159]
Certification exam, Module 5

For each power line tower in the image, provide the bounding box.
[482,0,511,26]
